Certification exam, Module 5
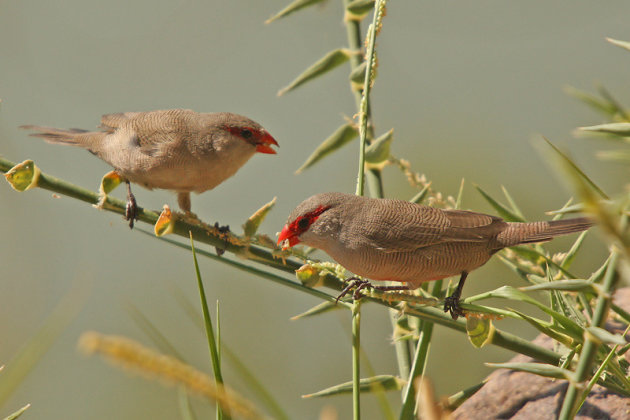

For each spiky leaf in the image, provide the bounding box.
[266,0,327,24]
[278,49,352,95]
[296,123,358,173]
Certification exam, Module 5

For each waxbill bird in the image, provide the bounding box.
[22,109,278,228]
[278,192,593,320]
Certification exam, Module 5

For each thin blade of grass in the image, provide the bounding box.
[0,282,87,408]
[564,85,618,117]
[486,362,575,381]
[189,233,226,420]
[266,0,327,24]
[542,137,609,199]
[579,122,630,137]
[474,185,526,222]
[303,375,404,398]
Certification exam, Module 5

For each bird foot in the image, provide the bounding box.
[125,196,138,229]
[214,222,231,256]
[443,294,465,320]
[124,181,139,229]
[335,278,410,303]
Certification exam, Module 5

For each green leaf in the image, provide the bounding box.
[0,284,86,408]
[596,149,630,163]
[189,234,224,390]
[542,137,609,200]
[4,160,40,192]
[99,170,123,195]
[486,362,575,381]
[266,0,327,24]
[302,375,404,398]
[546,202,588,216]
[500,185,526,221]
[466,316,494,348]
[346,0,375,18]
[606,37,630,52]
[561,231,589,270]
[365,129,393,164]
[509,308,574,347]
[474,184,526,222]
[564,86,618,117]
[443,381,485,411]
[519,279,594,293]
[4,404,31,420]
[586,326,627,346]
[409,183,431,204]
[291,301,340,320]
[243,197,276,237]
[455,178,465,210]
[579,122,630,137]
[484,286,584,341]
[295,123,358,173]
[278,48,352,95]
[349,61,367,85]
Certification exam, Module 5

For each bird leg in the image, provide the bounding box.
[124,180,138,229]
[444,271,468,320]
[335,277,410,303]
[177,192,191,213]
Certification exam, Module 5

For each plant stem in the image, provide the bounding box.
[352,300,362,420]
[354,0,385,197]
[399,281,441,419]
[2,156,568,367]
[558,250,619,419]
[189,234,227,420]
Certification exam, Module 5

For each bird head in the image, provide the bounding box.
[278,192,352,250]
[221,114,278,154]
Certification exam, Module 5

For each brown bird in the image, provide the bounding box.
[278,192,593,319]
[22,109,278,227]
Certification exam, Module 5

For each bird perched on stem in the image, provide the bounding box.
[278,192,593,320]
[22,109,278,228]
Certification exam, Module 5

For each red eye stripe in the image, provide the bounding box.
[223,125,259,143]
[289,205,330,235]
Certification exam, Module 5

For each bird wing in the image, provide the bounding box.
[358,202,505,253]
[103,109,198,155]
[100,112,142,132]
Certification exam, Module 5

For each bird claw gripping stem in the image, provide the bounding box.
[213,222,231,256]
[124,181,139,229]
[335,277,410,303]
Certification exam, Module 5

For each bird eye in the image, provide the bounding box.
[240,128,253,139]
[297,217,310,230]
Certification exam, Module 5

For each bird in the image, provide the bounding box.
[277,192,593,320]
[21,109,278,228]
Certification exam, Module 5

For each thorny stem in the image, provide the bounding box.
[558,250,620,420]
[0,156,569,367]
[352,300,362,420]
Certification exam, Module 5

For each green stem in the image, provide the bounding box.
[355,0,385,197]
[1,156,568,368]
[352,300,362,420]
[558,250,619,420]
[399,281,442,419]
[189,234,227,420]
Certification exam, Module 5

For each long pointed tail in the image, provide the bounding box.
[497,217,594,247]
[20,125,90,146]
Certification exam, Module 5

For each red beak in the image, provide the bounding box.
[277,224,300,249]
[256,132,279,154]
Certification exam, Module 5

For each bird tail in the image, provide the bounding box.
[497,217,594,247]
[20,125,91,146]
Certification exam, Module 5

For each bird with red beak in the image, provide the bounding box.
[278,192,593,320]
[22,109,278,228]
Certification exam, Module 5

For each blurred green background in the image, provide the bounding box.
[1,1,629,418]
